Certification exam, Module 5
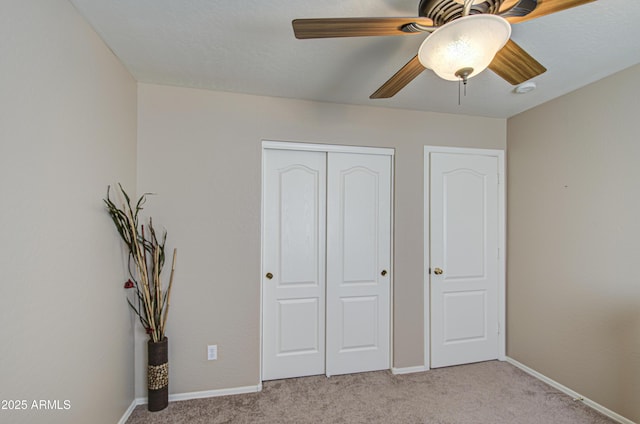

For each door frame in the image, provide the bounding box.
[261,140,395,382]
[423,146,506,369]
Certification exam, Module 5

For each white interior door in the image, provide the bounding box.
[262,149,326,380]
[326,152,391,376]
[430,152,499,368]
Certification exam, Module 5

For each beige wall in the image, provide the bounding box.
[137,83,506,396]
[0,1,137,423]
[507,64,640,422]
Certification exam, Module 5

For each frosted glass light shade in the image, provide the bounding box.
[418,14,511,81]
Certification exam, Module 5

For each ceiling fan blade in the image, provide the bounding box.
[489,39,547,85]
[292,17,434,39]
[505,0,596,24]
[370,55,426,99]
[499,0,521,12]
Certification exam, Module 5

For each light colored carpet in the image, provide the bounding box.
[126,361,617,423]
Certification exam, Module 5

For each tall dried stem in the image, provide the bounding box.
[104,184,177,343]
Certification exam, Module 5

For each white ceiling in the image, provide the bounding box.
[69,0,640,118]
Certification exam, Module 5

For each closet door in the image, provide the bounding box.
[262,149,326,380]
[326,152,391,376]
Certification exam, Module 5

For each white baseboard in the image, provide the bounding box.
[505,357,636,424]
[391,365,429,375]
[118,383,262,423]
[117,399,138,424]
[167,383,262,403]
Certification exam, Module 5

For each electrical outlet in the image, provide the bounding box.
[207,345,217,361]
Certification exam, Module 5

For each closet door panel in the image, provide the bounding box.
[326,152,391,376]
[262,149,326,380]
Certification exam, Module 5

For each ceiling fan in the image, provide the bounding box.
[292,0,596,99]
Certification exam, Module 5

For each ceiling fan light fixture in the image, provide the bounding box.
[418,14,511,82]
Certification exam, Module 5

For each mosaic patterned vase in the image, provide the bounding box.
[147,337,169,412]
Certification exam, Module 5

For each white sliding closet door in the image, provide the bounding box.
[262,146,392,381]
[326,152,391,376]
[262,149,326,380]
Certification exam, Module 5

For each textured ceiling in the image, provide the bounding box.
[69,0,640,118]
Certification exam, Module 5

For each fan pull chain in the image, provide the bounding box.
[457,77,469,105]
[455,67,473,106]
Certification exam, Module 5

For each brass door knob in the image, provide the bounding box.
[265,272,273,280]
[381,270,388,276]
[433,268,443,275]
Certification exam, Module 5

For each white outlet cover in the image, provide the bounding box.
[207,345,217,360]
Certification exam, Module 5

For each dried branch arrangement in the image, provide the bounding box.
[104,184,177,342]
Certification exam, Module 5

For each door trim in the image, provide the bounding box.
[261,140,395,382]
[263,140,394,156]
[423,146,506,369]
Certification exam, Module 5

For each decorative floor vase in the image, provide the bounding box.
[147,337,169,412]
